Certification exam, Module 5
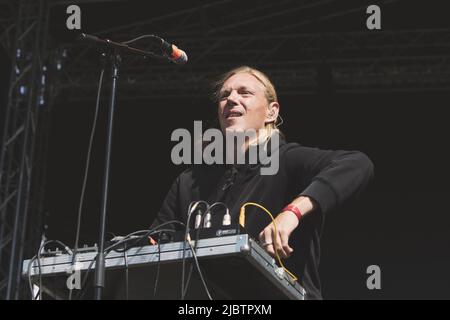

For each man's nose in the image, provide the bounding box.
[226,90,239,105]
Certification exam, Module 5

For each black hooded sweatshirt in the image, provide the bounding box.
[152,135,374,300]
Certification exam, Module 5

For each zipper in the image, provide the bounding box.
[222,166,238,191]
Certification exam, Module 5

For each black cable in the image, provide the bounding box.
[69,67,105,300]
[106,230,152,253]
[121,35,166,61]
[76,229,177,300]
[182,204,216,297]
[122,34,163,45]
[106,221,184,253]
[38,240,73,300]
[181,201,209,300]
[76,228,165,299]
[183,202,228,298]
[75,222,184,299]
[153,231,162,298]
[33,289,41,301]
[124,250,129,300]
[181,203,196,299]
[186,239,213,300]
[27,255,37,299]
[37,248,43,300]
[34,240,72,300]
[183,206,206,298]
[207,202,229,219]
[75,253,98,300]
[182,263,194,298]
[193,202,228,250]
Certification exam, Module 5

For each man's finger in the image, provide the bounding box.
[265,244,275,257]
[280,230,293,257]
[260,227,275,256]
[258,230,265,243]
[263,227,273,246]
[273,228,288,258]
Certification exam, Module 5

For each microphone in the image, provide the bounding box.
[160,39,188,65]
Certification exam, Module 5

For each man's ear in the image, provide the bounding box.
[265,102,280,124]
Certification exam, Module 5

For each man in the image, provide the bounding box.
[152,66,374,299]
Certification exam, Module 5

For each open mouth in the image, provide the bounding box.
[225,110,244,119]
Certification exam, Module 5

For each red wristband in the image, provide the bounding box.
[282,204,302,220]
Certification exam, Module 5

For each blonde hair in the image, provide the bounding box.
[212,66,281,143]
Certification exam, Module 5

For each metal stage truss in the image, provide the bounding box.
[58,29,450,101]
[45,0,449,100]
[0,0,51,300]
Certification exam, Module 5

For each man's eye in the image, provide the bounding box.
[219,92,229,100]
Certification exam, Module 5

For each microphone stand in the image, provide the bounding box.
[78,33,167,300]
[93,50,119,300]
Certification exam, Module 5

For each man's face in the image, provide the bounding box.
[218,73,270,133]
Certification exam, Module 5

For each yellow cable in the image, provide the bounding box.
[239,202,298,282]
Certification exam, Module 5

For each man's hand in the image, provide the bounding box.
[258,196,317,259]
[258,210,299,259]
